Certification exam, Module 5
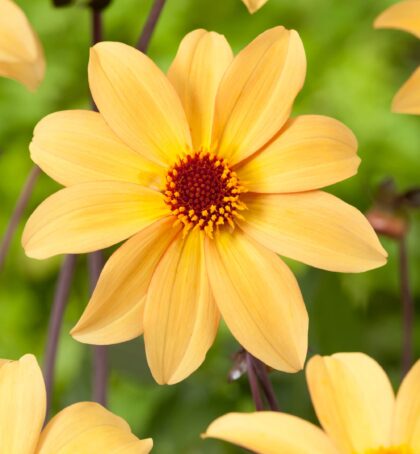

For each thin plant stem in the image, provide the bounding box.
[245,352,264,411]
[136,0,167,52]
[253,357,280,412]
[0,165,40,270]
[88,250,108,407]
[44,254,77,419]
[398,236,414,376]
[90,8,101,112]
[92,345,108,405]
[92,8,102,45]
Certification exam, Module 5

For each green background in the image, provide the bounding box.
[0,0,419,452]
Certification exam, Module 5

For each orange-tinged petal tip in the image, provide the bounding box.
[0,0,45,90]
[22,182,167,259]
[306,353,395,454]
[144,230,219,385]
[0,353,46,453]
[204,412,339,454]
[38,402,153,453]
[88,41,192,167]
[206,231,308,374]
[241,0,269,13]
[214,26,306,165]
[391,68,420,115]
[374,0,420,38]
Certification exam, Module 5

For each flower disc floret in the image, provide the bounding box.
[163,151,247,237]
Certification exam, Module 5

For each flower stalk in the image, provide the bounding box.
[246,352,280,411]
[246,352,264,411]
[137,0,167,52]
[366,179,417,377]
[0,165,40,271]
[252,356,280,411]
[398,236,414,376]
[92,7,102,46]
[44,254,77,419]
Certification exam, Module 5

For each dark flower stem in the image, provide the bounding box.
[398,237,414,376]
[92,8,102,45]
[44,254,77,419]
[136,0,167,52]
[252,356,280,411]
[246,352,264,411]
[92,343,108,405]
[89,6,108,407]
[0,165,40,271]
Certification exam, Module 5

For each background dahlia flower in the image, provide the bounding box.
[375,0,420,114]
[242,0,268,13]
[0,354,152,453]
[205,353,420,454]
[0,0,45,90]
[23,26,386,385]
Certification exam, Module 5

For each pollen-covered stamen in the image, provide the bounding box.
[163,151,247,237]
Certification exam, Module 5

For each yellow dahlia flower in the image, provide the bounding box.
[375,0,420,114]
[205,353,420,454]
[23,27,386,384]
[242,0,268,13]
[0,354,152,453]
[0,0,45,90]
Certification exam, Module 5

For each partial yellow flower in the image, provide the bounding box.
[374,0,420,114]
[0,0,45,90]
[23,27,386,385]
[0,354,153,453]
[242,0,268,13]
[204,353,420,454]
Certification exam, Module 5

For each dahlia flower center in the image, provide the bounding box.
[365,446,412,454]
[163,151,247,237]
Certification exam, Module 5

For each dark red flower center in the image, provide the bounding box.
[163,151,247,237]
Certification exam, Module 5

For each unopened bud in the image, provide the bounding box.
[366,208,408,239]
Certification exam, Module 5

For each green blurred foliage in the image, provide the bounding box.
[0,0,419,452]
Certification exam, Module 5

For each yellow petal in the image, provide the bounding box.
[0,354,46,454]
[22,181,167,259]
[89,42,191,166]
[241,0,269,14]
[213,26,306,165]
[0,0,45,90]
[374,0,420,38]
[144,230,220,384]
[392,67,420,115]
[306,353,395,454]
[71,218,180,344]
[205,230,307,373]
[236,115,359,193]
[240,192,387,272]
[37,402,153,454]
[30,110,164,188]
[204,412,339,454]
[168,29,233,150]
[392,359,420,450]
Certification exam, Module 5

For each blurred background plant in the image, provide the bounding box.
[0,0,419,452]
